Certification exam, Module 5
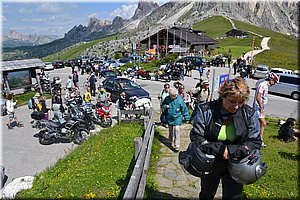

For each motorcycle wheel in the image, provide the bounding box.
[39,131,55,145]
[73,128,89,145]
[146,75,151,80]
[155,75,158,81]
[100,117,112,128]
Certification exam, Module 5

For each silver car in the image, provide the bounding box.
[252,64,270,79]
[269,73,300,100]
[0,98,7,116]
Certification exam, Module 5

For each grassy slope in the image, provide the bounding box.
[233,19,299,70]
[43,34,119,62]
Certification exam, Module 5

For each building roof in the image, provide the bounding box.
[168,27,217,45]
[1,58,45,72]
[225,29,248,36]
[140,26,217,45]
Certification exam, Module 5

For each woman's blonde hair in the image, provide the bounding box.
[218,77,250,103]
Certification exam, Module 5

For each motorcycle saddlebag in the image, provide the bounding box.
[31,111,45,120]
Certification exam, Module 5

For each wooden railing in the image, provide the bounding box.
[123,108,155,199]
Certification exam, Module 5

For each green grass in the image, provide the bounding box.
[144,129,162,198]
[242,117,299,199]
[42,34,120,62]
[233,19,299,70]
[11,91,51,107]
[17,123,144,199]
[193,16,233,39]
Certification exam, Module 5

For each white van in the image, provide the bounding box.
[269,73,299,100]
[269,68,293,75]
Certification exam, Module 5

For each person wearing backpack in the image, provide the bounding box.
[28,93,40,111]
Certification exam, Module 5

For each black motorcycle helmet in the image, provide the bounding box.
[228,149,267,185]
[178,142,215,177]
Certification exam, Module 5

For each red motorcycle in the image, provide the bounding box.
[136,68,151,80]
[95,102,112,128]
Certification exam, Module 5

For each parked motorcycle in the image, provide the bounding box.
[95,102,112,128]
[136,68,151,80]
[66,100,96,131]
[38,116,89,145]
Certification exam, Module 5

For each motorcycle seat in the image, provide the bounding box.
[49,120,61,128]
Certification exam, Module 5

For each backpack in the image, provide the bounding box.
[28,98,35,109]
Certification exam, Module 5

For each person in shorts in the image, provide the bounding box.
[6,93,20,129]
[253,72,279,147]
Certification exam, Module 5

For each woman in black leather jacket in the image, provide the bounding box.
[190,77,261,200]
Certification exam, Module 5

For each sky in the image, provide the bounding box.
[1,0,168,38]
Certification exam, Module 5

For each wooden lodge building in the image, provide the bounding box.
[140,27,217,55]
[225,28,248,38]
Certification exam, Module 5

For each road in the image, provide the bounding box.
[1,66,298,190]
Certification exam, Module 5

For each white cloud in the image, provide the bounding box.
[37,3,62,14]
[1,15,7,23]
[19,7,32,14]
[109,3,138,19]
[22,17,47,23]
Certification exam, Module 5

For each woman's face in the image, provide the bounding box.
[222,95,244,113]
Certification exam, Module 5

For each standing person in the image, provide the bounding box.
[97,84,111,105]
[162,87,190,151]
[66,75,73,93]
[158,83,170,127]
[227,53,232,68]
[173,79,183,89]
[190,77,261,199]
[73,71,79,88]
[199,65,204,78]
[206,69,211,82]
[6,93,20,129]
[83,87,92,105]
[197,80,211,104]
[88,71,96,97]
[253,72,279,147]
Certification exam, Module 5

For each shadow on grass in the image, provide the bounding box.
[116,155,136,200]
[278,151,299,161]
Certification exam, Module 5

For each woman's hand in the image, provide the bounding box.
[223,147,229,160]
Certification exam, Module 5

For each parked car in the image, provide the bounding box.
[99,70,118,78]
[0,97,7,116]
[42,62,54,71]
[118,58,131,66]
[104,60,120,68]
[102,78,150,102]
[176,56,206,70]
[53,60,64,69]
[269,68,293,75]
[268,73,300,100]
[251,64,270,79]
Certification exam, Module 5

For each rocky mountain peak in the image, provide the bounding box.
[131,0,159,20]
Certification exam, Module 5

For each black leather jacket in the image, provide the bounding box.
[190,99,261,159]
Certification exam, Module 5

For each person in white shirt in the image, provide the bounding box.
[253,72,279,147]
[6,93,20,129]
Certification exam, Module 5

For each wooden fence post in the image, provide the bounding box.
[134,137,142,160]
